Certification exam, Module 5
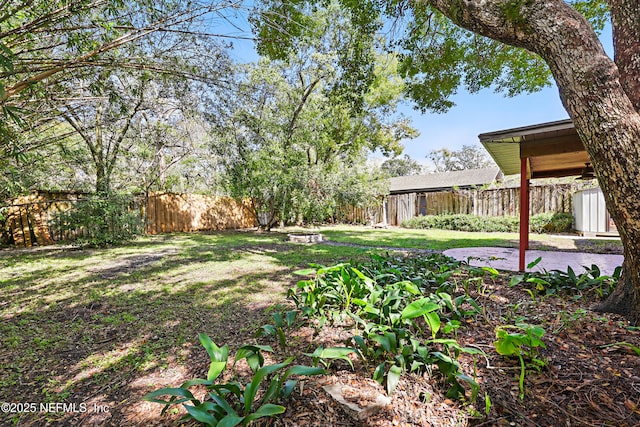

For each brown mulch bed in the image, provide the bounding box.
[268,278,640,427]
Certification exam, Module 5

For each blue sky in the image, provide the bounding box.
[397,85,568,161]
[221,9,613,164]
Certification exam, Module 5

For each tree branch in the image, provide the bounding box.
[105,88,146,180]
[285,76,320,146]
[61,105,99,166]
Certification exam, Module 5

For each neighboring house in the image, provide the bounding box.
[389,168,503,195]
[385,168,503,225]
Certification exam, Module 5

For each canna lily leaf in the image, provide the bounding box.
[386,365,402,394]
[217,415,244,427]
[244,360,292,413]
[401,298,439,319]
[282,365,326,381]
[143,387,199,406]
[244,403,286,423]
[184,404,219,426]
[199,334,229,381]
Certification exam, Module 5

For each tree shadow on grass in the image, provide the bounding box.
[0,235,320,426]
[0,231,409,426]
[0,270,291,426]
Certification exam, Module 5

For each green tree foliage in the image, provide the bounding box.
[0,0,242,197]
[213,2,411,228]
[380,154,424,177]
[0,1,235,199]
[0,0,241,105]
[254,0,607,114]
[53,44,231,196]
[212,59,399,229]
[393,8,553,113]
[253,0,380,113]
[429,144,495,172]
[59,70,150,195]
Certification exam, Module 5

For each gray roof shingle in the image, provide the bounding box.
[389,168,502,194]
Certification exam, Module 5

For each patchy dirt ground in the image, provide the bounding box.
[1,234,637,427]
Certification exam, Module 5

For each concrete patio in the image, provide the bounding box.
[443,247,624,276]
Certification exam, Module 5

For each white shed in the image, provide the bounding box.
[573,187,618,235]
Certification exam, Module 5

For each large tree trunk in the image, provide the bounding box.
[427,0,640,324]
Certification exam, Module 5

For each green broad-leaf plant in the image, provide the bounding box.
[145,333,324,426]
[493,323,547,399]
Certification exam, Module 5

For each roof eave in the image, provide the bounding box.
[478,119,574,142]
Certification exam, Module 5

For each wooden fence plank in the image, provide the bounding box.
[384,184,573,221]
[10,205,25,247]
[20,204,32,247]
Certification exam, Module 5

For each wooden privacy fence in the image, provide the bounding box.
[2,185,574,246]
[336,204,385,225]
[2,191,257,247]
[146,192,256,234]
[2,191,89,247]
[385,184,573,226]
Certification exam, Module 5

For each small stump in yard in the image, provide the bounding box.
[288,233,324,243]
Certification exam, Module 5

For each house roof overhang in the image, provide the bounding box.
[388,168,502,194]
[479,119,591,179]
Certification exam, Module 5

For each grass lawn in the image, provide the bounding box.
[0,226,628,426]
[0,230,371,426]
[316,224,623,253]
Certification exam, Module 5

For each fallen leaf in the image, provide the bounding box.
[624,400,640,415]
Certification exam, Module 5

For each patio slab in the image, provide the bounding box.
[443,247,624,276]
